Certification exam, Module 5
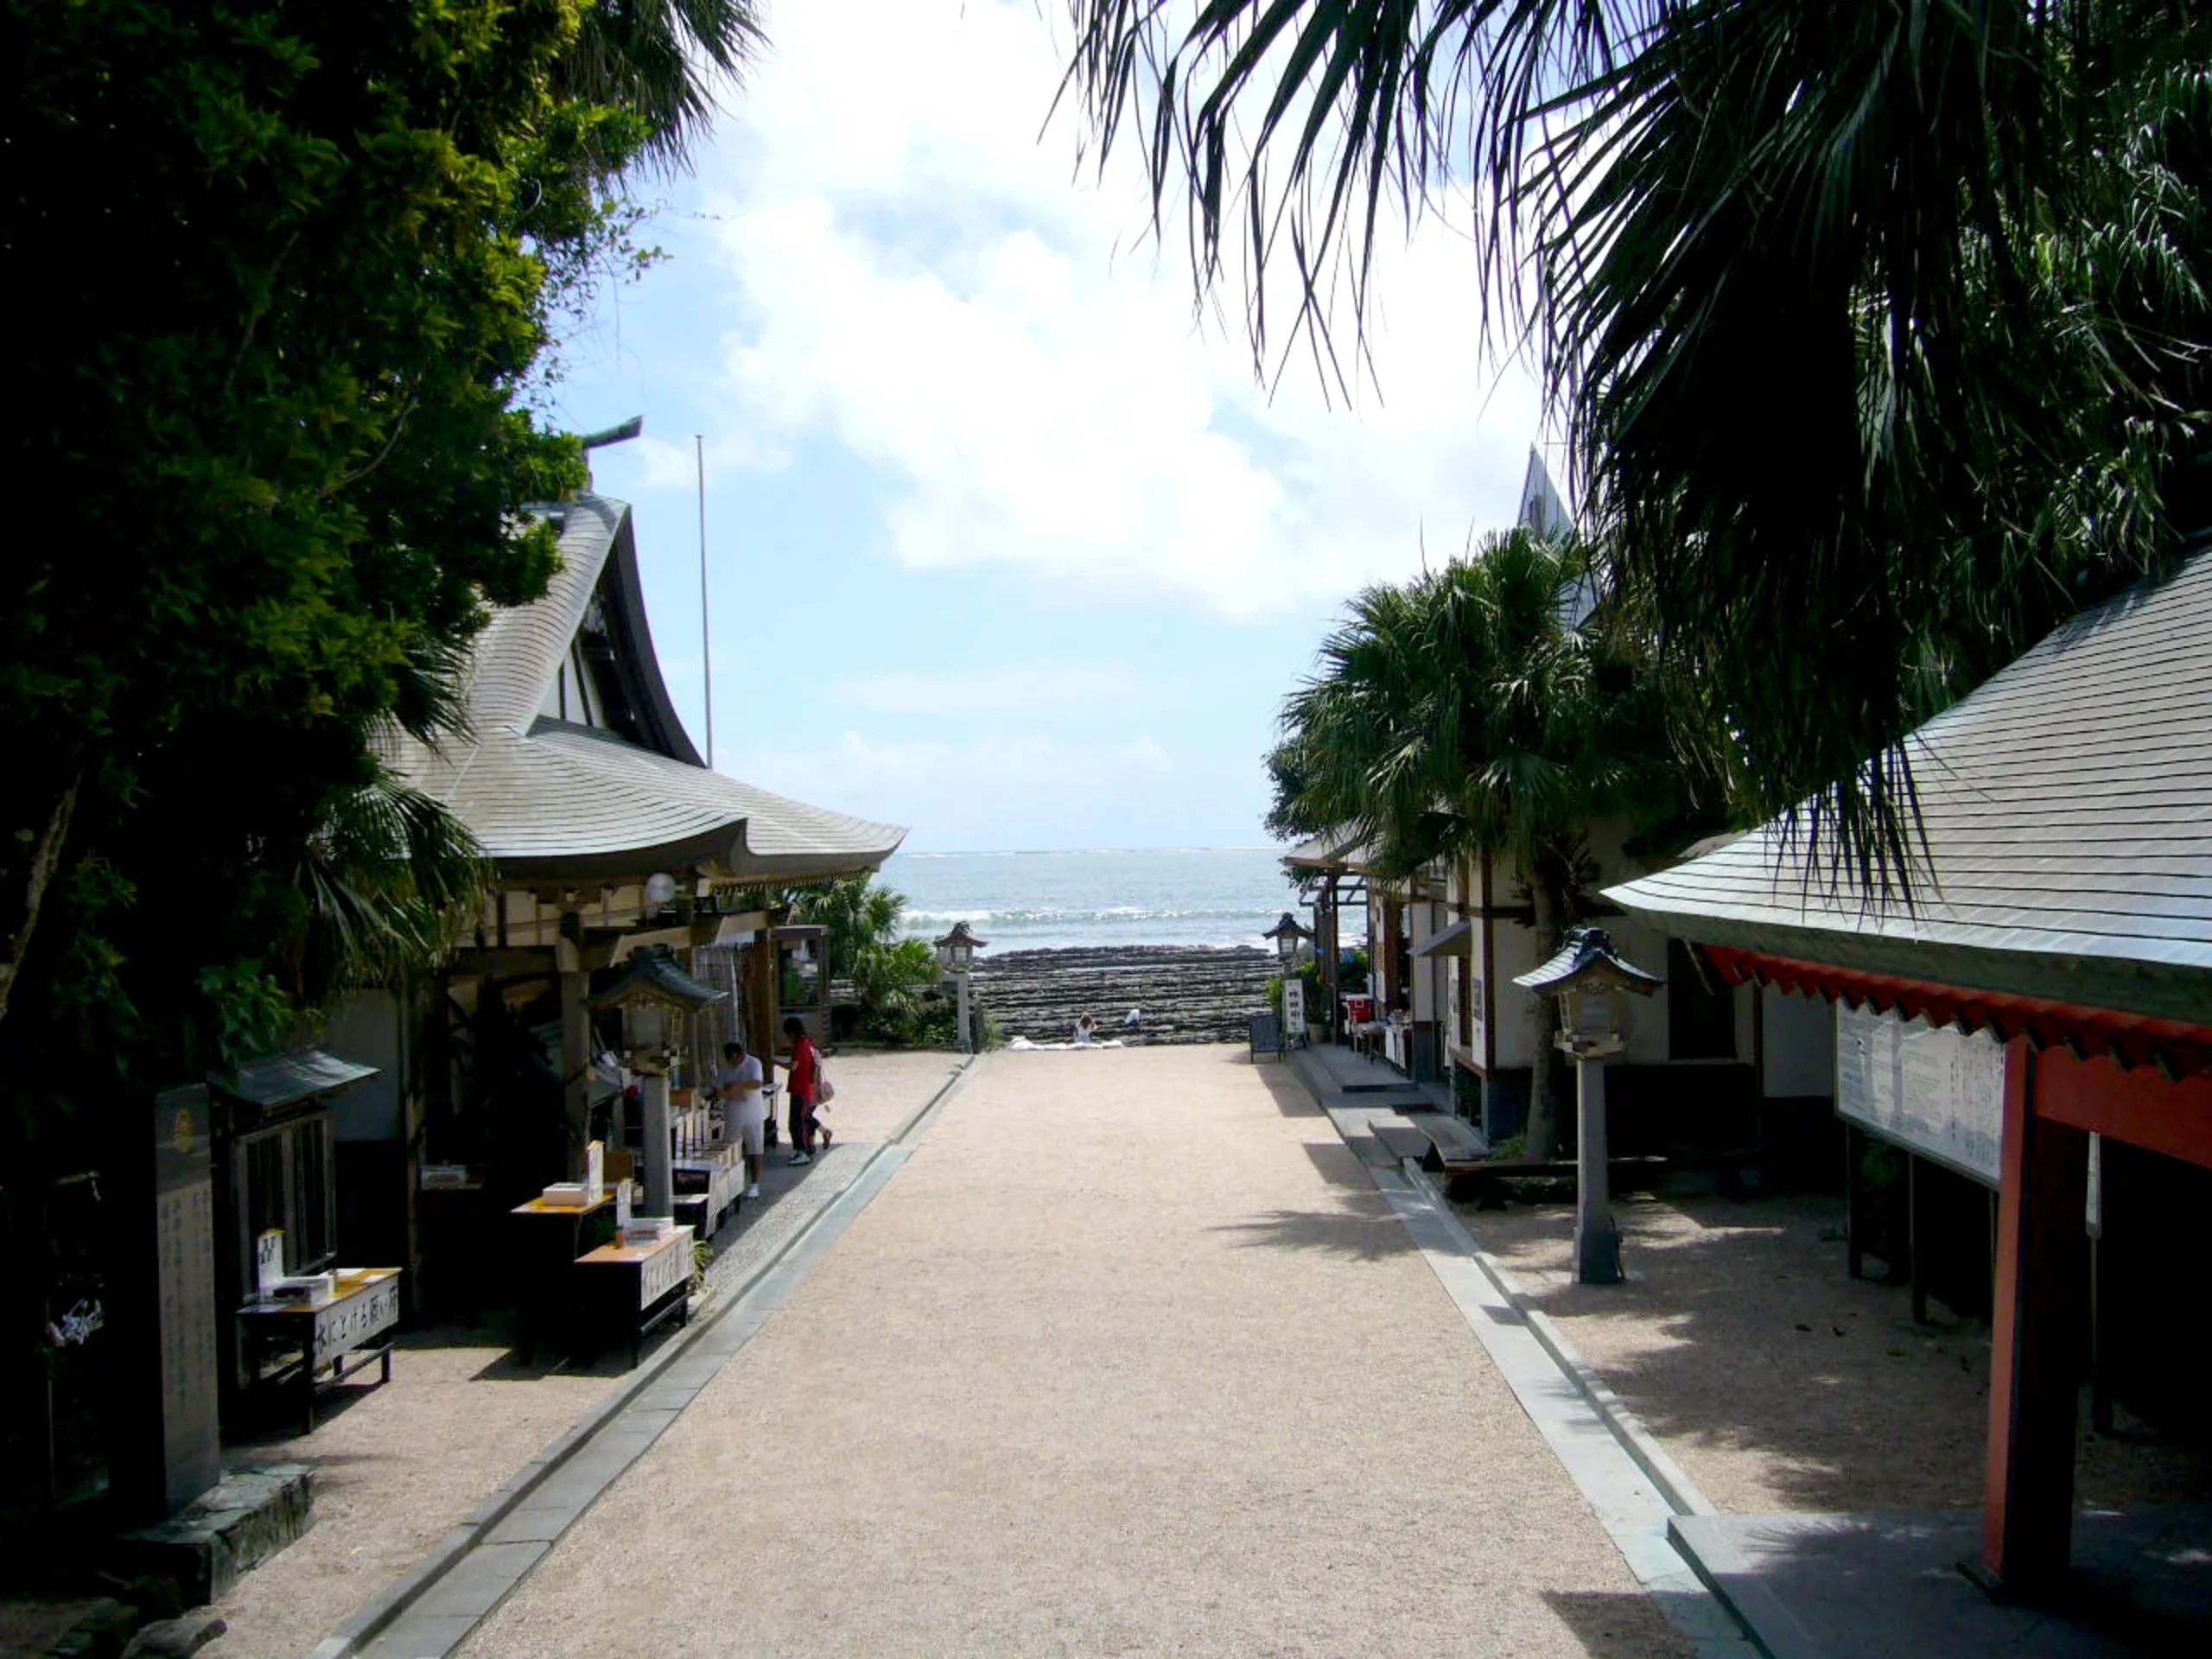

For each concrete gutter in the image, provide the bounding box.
[310,1054,980,1659]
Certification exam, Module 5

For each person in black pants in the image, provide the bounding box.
[783,1015,830,1164]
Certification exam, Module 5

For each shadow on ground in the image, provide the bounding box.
[1676,1504,2212,1659]
[1248,1056,1328,1119]
[1538,1588,1700,1657]
[1300,1139,1373,1189]
[1472,1194,2209,1516]
[1211,1192,1416,1261]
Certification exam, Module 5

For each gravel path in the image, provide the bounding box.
[460,1044,1688,1659]
[201,1053,958,1659]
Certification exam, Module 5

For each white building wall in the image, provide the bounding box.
[1762,984,1835,1096]
[1410,899,1441,1022]
[321,988,409,1142]
[1481,823,1762,1070]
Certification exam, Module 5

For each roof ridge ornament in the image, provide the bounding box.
[579,416,644,450]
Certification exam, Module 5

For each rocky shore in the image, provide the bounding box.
[971,945,1274,1046]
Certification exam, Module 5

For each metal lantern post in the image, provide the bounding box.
[933,921,988,1054]
[1514,927,1663,1285]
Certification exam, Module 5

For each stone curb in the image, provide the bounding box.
[309,1053,981,1659]
[1396,1157,1719,1520]
[1665,1516,1826,1659]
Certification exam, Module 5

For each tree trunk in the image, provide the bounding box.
[1521,878,1566,1160]
[0,777,79,1033]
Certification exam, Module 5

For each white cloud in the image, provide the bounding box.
[832,662,1155,717]
[1122,736,1172,773]
[690,0,1543,620]
[728,726,1191,849]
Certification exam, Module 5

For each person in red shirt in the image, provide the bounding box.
[783,1015,830,1164]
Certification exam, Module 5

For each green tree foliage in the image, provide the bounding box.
[556,0,765,169]
[1,0,665,1138]
[1268,529,1715,1154]
[1063,2,2212,885]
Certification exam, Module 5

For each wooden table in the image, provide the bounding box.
[510,1189,618,1357]
[238,1268,403,1432]
[671,1155,743,1240]
[575,1229,692,1367]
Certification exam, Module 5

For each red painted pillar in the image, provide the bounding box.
[1980,1036,2091,1589]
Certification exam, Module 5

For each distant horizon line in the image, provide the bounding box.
[889,843,1287,858]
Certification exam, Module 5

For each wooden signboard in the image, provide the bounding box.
[1834,1004,2006,1187]
[1281,979,1306,1046]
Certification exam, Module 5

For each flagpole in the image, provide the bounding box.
[696,433,713,770]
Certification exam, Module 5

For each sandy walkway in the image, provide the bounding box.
[461,1045,1688,1659]
[205,1336,619,1659]
[204,1053,958,1659]
[809,1047,966,1144]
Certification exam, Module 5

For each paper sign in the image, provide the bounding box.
[255,1229,286,1295]
[1835,1004,2005,1187]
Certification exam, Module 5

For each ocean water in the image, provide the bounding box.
[883,847,1300,952]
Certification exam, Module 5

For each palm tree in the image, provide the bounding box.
[1270,528,1710,1158]
[556,0,765,168]
[289,769,492,1008]
[1064,2,2212,888]
[782,875,941,1035]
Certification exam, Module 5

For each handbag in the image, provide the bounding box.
[817,1068,836,1105]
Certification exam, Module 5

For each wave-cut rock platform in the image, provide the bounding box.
[972,945,1274,1046]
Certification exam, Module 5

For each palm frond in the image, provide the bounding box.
[1071,0,2212,892]
[290,770,490,1000]
[556,0,766,169]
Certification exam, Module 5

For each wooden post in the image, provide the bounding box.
[557,921,591,1180]
[1977,1037,2089,1592]
[1909,1155,1928,1325]
[638,1072,672,1217]
[745,936,778,1093]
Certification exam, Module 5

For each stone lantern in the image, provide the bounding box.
[933,922,988,1054]
[1515,927,1663,1285]
[1263,912,1315,1045]
[1263,911,1313,973]
[589,945,727,1216]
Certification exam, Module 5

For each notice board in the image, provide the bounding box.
[1834,1004,2007,1187]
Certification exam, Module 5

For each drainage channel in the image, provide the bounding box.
[313,1057,981,1659]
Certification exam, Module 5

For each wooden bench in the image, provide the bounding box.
[1402,1112,1491,1173]
[1446,1154,1670,1205]
[1368,1118,1433,1165]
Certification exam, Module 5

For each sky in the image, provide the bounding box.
[543,0,1548,854]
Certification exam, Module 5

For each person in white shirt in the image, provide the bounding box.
[1074,1013,1099,1045]
[715,1039,767,1198]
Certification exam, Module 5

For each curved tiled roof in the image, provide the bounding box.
[394,495,905,884]
[1605,548,2212,1023]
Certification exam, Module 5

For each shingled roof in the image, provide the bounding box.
[393,495,905,884]
[1282,828,1379,874]
[1605,547,2212,1025]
